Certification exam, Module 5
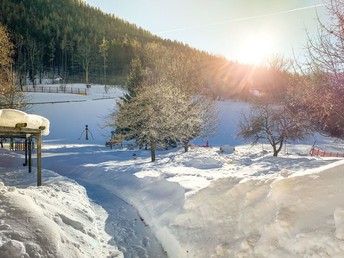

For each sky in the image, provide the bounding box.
[83,0,328,65]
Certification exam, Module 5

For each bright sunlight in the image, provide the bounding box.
[236,31,275,65]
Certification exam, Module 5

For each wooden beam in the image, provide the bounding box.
[0,126,41,134]
[15,123,27,128]
[0,126,41,139]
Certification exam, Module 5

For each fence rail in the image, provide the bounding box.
[21,85,87,95]
[10,141,35,151]
[310,147,344,158]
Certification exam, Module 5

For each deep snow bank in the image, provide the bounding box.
[0,150,122,258]
[0,109,50,135]
[169,159,344,258]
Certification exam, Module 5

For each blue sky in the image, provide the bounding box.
[84,0,327,64]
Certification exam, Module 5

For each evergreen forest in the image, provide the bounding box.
[0,0,292,101]
[0,0,181,85]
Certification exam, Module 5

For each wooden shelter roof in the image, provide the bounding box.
[0,125,44,138]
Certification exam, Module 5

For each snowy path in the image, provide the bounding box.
[81,181,167,258]
[40,144,168,258]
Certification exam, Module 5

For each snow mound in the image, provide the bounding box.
[170,159,344,257]
[0,109,50,135]
[0,167,123,258]
[219,145,235,154]
[182,149,223,169]
[0,240,27,258]
[183,156,223,169]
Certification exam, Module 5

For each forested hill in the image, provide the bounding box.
[0,0,290,101]
[0,0,189,85]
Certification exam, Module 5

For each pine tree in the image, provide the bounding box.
[99,37,109,85]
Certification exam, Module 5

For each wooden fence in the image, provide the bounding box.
[21,85,87,95]
[10,141,35,151]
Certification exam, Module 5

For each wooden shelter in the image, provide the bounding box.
[0,123,44,186]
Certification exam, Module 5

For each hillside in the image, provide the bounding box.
[0,0,192,85]
[1,0,293,101]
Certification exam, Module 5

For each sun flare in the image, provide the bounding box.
[236,32,274,65]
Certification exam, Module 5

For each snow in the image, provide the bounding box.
[0,109,50,135]
[1,84,344,257]
[0,149,121,258]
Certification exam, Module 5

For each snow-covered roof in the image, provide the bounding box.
[0,109,50,136]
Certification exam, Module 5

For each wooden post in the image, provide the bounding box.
[23,139,28,166]
[37,132,42,186]
[28,138,32,173]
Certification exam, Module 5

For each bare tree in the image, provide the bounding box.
[238,104,311,156]
[78,40,94,85]
[299,0,344,139]
[257,54,293,103]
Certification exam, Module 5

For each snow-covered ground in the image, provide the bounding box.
[1,84,344,258]
[0,149,122,258]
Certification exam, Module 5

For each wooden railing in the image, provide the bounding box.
[10,141,35,151]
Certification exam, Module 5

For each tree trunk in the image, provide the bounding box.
[103,56,106,86]
[85,68,89,85]
[183,140,189,152]
[272,139,284,157]
[150,141,156,162]
[273,147,278,156]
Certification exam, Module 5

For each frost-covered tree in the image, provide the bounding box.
[115,81,215,161]
[111,57,145,142]
[116,83,182,161]
[111,42,216,161]
[238,104,311,156]
[0,24,27,110]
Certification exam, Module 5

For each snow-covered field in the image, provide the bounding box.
[1,84,344,258]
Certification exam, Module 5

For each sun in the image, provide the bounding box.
[236,32,274,65]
